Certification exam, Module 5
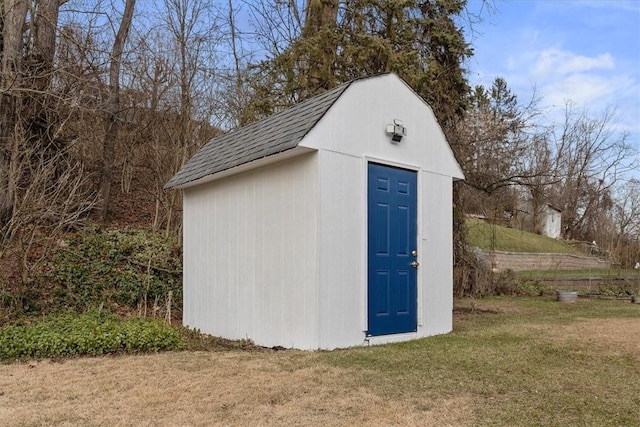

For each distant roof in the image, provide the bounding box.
[164,81,353,189]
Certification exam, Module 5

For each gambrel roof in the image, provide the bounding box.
[164,82,352,190]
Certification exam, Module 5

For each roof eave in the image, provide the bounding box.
[166,145,317,190]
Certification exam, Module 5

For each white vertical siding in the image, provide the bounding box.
[182,153,319,349]
[316,150,367,349]
[421,171,454,335]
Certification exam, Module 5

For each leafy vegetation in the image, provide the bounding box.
[1,226,182,322]
[46,226,181,312]
[0,310,180,362]
[47,226,181,310]
[517,269,640,297]
[466,219,583,254]
[592,280,640,297]
[457,268,552,298]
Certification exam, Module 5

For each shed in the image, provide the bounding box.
[540,204,562,239]
[165,73,464,350]
[517,201,562,239]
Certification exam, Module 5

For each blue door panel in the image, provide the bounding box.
[395,205,409,255]
[377,177,389,191]
[395,271,410,314]
[375,271,390,315]
[375,203,390,255]
[367,163,418,336]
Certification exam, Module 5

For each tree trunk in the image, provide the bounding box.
[302,0,338,94]
[0,0,28,221]
[99,0,136,220]
[32,0,60,91]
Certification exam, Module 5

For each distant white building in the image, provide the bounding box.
[517,201,562,239]
[540,204,562,239]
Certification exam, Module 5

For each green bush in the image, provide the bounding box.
[0,310,180,362]
[43,226,182,313]
[596,280,638,296]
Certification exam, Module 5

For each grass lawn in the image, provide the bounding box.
[1,297,638,426]
[466,219,583,254]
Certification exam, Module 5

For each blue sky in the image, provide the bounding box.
[464,0,640,155]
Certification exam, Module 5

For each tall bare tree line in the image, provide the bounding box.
[0,0,638,281]
[0,0,222,234]
[99,0,135,220]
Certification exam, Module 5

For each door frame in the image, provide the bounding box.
[363,158,422,336]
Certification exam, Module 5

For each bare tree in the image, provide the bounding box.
[548,103,638,240]
[99,0,136,219]
[0,0,29,220]
[242,0,304,58]
[217,0,256,128]
[1,131,95,285]
[453,78,548,195]
[31,0,62,91]
[450,77,555,233]
[608,179,640,267]
[614,179,640,239]
[1,0,78,222]
[151,0,221,231]
[0,1,102,299]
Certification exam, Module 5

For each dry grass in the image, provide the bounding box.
[0,352,470,426]
[0,297,638,426]
[524,318,640,355]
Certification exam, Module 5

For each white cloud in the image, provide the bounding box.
[541,73,634,107]
[465,0,640,168]
[482,48,640,137]
[532,49,614,77]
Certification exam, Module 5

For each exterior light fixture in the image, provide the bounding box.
[386,119,407,143]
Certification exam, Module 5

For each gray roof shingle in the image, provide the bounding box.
[164,81,353,189]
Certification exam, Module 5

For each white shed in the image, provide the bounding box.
[541,204,562,239]
[165,73,464,350]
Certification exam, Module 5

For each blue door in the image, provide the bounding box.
[367,163,418,336]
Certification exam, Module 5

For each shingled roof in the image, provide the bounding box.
[164,81,353,189]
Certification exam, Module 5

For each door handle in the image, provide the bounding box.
[411,261,419,268]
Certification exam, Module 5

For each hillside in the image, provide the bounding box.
[466,219,583,255]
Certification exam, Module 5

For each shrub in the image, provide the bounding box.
[42,226,182,314]
[596,280,637,297]
[0,310,180,362]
